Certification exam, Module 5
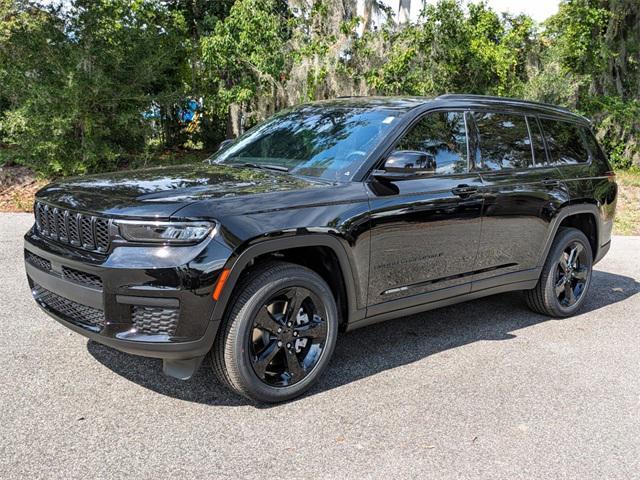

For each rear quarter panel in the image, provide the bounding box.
[555,161,617,252]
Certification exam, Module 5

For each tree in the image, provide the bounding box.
[531,0,640,166]
[1,0,190,175]
[201,0,291,137]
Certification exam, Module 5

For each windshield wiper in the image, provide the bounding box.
[239,162,289,172]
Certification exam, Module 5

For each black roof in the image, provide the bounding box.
[435,94,589,124]
[313,96,427,112]
[319,94,589,124]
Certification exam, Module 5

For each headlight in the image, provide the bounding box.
[116,221,214,244]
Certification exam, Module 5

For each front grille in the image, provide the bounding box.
[34,201,111,253]
[62,266,103,288]
[25,252,52,271]
[132,306,179,335]
[32,283,104,328]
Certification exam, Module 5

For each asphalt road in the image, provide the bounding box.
[2,213,639,479]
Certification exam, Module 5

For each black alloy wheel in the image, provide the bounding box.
[554,241,590,308]
[211,261,338,403]
[249,286,329,387]
[525,227,593,318]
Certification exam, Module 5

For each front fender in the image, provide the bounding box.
[210,233,367,326]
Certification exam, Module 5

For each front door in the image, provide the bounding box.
[366,110,484,315]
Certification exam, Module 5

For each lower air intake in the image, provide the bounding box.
[32,283,104,329]
[132,306,179,335]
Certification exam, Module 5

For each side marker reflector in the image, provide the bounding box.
[213,268,231,301]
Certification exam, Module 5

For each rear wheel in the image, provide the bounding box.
[525,227,593,317]
[211,261,338,403]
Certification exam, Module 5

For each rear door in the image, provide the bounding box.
[469,111,567,290]
[365,110,484,314]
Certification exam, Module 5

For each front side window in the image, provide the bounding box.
[473,112,533,170]
[395,111,468,175]
[539,118,590,165]
[212,105,401,181]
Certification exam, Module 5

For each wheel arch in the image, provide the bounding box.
[211,235,365,330]
[538,203,601,266]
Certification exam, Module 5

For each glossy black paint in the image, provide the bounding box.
[24,95,617,375]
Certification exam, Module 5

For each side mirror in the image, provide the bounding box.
[373,150,436,180]
[218,139,234,151]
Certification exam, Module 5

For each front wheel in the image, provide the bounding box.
[211,261,338,403]
[525,227,593,317]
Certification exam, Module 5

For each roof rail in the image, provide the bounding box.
[436,93,583,118]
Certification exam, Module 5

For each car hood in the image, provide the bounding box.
[35,164,328,218]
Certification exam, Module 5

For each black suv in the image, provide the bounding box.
[24,95,617,402]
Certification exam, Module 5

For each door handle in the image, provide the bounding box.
[542,178,560,186]
[452,184,479,197]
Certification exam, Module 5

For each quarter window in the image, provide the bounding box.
[396,111,468,175]
[539,118,590,164]
[473,112,533,170]
[581,127,607,164]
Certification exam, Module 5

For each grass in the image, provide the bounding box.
[613,168,640,236]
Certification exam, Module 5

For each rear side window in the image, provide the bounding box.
[527,117,548,165]
[539,118,590,164]
[473,112,533,170]
[581,128,608,165]
[396,111,468,174]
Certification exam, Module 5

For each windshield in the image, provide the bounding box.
[211,105,401,181]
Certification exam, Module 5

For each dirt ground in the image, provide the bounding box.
[0,166,47,213]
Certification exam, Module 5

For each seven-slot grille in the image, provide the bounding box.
[34,201,110,253]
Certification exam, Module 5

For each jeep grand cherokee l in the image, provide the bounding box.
[24,95,618,402]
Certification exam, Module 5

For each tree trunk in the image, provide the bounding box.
[398,0,411,25]
[363,0,373,31]
[226,103,242,138]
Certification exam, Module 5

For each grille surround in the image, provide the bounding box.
[32,283,104,329]
[34,201,111,253]
[132,306,179,335]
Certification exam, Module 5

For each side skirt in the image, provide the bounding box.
[347,273,539,332]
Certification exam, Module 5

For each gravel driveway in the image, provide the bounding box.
[2,213,639,479]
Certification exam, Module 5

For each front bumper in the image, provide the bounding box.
[24,227,232,364]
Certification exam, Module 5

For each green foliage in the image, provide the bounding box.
[544,0,611,77]
[531,0,640,166]
[365,1,535,97]
[1,0,639,177]
[1,0,190,175]
[200,0,291,133]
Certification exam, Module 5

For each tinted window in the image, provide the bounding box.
[581,127,607,164]
[473,112,532,170]
[539,118,589,164]
[527,117,548,165]
[213,106,401,181]
[396,111,468,174]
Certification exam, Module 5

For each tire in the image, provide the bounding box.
[211,261,339,403]
[525,227,593,317]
